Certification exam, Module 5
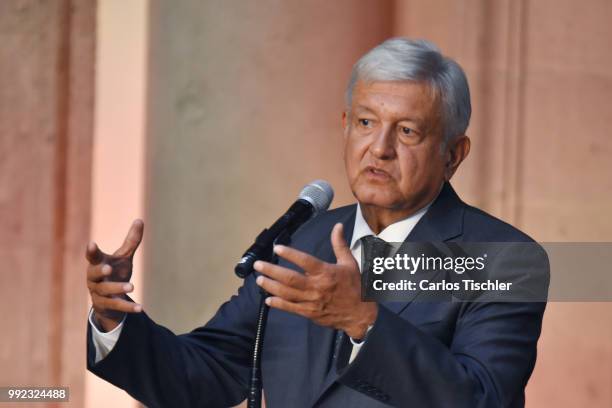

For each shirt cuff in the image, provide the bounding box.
[349,324,374,345]
[88,308,126,363]
[347,324,374,364]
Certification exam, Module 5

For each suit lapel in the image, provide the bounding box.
[311,207,356,263]
[382,182,465,315]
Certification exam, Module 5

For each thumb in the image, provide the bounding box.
[114,219,144,258]
[330,223,352,265]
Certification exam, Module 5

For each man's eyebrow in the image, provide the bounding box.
[397,116,425,127]
[351,104,426,128]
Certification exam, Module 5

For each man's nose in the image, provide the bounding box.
[369,126,396,160]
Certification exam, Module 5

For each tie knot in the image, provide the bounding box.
[359,236,394,300]
[360,235,393,259]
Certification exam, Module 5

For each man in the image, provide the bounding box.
[86,38,548,407]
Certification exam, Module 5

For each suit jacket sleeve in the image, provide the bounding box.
[337,245,549,407]
[87,274,262,408]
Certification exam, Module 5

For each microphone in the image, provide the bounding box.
[235,180,334,278]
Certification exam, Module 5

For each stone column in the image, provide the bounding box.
[144,0,392,333]
[0,1,96,407]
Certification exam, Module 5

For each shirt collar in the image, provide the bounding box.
[349,194,438,250]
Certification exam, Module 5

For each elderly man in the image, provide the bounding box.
[86,38,547,407]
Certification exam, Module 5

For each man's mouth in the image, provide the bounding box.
[364,166,391,180]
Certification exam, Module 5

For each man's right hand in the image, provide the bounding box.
[86,219,144,332]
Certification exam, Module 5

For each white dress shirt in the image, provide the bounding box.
[90,200,433,364]
[346,202,430,362]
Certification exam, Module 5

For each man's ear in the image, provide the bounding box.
[342,111,349,137]
[444,135,470,181]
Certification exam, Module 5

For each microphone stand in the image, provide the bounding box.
[247,290,269,408]
[246,230,292,408]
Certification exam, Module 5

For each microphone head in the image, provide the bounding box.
[299,180,334,213]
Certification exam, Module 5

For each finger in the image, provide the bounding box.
[92,292,142,313]
[255,275,313,302]
[264,296,312,318]
[114,219,144,258]
[87,263,112,283]
[86,241,105,265]
[273,245,323,275]
[330,223,353,265]
[91,281,134,296]
[253,261,307,289]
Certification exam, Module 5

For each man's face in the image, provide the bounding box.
[343,80,447,213]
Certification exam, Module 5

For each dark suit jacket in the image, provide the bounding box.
[87,182,549,407]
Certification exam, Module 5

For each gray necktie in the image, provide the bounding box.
[334,235,393,371]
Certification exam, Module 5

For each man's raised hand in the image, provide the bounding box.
[86,219,144,332]
[253,223,378,340]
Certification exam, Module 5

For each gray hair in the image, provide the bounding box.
[345,37,471,143]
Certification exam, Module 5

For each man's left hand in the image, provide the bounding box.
[253,223,377,340]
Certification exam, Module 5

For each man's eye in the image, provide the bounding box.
[400,127,413,135]
[358,118,371,127]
